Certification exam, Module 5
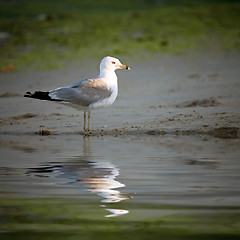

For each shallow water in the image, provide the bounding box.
[0,134,239,239]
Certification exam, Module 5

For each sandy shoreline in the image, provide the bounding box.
[0,51,240,138]
[1,51,240,238]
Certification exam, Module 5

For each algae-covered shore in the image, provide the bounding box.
[0,0,240,71]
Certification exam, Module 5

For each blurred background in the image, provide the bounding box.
[0,0,239,71]
[0,1,240,240]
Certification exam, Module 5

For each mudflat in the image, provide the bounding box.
[0,51,239,137]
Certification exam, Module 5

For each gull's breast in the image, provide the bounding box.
[89,85,118,109]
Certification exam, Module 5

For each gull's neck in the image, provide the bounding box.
[99,68,117,83]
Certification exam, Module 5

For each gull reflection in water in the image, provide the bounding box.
[82,161,132,217]
[27,137,132,218]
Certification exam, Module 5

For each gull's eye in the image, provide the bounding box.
[112,61,116,64]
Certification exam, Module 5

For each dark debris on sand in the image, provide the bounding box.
[210,127,240,139]
[176,98,221,108]
[12,113,37,120]
[0,92,21,98]
[34,130,53,136]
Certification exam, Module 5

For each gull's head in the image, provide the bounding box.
[100,56,130,73]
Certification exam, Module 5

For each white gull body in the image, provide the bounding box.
[24,56,130,131]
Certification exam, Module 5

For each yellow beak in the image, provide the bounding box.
[120,64,130,70]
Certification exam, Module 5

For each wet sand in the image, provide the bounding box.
[0,51,239,138]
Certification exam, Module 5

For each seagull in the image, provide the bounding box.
[24,56,130,131]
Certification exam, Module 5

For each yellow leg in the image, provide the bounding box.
[83,112,87,131]
[87,112,91,131]
[83,112,91,131]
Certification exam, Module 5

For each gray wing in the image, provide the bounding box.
[49,78,112,106]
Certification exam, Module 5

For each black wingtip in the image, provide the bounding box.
[24,91,32,98]
[24,90,62,101]
[23,91,52,100]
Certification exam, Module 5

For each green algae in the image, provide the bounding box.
[0,0,240,70]
[0,198,240,240]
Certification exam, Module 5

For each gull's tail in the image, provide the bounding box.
[24,91,60,101]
